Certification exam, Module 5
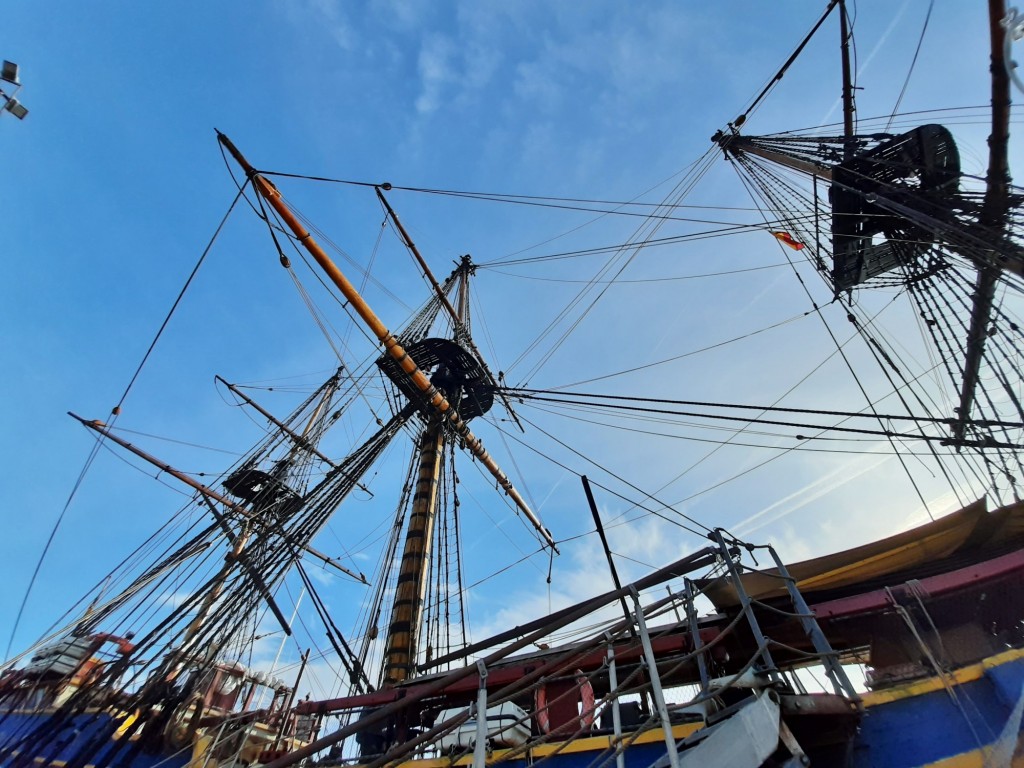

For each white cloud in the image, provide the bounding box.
[297,0,357,51]
[370,0,425,31]
[416,35,457,115]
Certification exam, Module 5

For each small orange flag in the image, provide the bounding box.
[770,231,805,250]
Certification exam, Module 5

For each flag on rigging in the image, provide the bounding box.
[770,231,805,250]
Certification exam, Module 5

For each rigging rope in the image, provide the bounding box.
[500,387,1024,430]
[884,0,934,133]
[727,153,940,516]
[508,147,721,385]
[4,183,248,664]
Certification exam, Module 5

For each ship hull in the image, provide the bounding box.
[377,650,1024,768]
[0,710,189,768]
[852,649,1024,768]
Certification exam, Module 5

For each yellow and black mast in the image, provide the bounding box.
[219,133,556,686]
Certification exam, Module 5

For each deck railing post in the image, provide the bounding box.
[629,586,680,768]
[682,579,710,694]
[765,545,860,700]
[603,632,626,768]
[711,529,779,682]
[473,660,489,768]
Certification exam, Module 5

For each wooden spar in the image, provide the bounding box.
[381,420,445,684]
[953,0,1015,443]
[719,137,833,180]
[216,375,335,466]
[217,132,556,552]
[68,412,369,584]
[376,187,463,328]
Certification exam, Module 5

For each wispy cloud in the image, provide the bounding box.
[416,35,457,115]
[731,454,891,538]
[294,0,356,51]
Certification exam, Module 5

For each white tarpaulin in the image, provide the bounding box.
[676,691,781,768]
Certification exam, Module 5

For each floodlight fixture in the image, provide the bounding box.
[4,97,27,120]
[0,61,18,86]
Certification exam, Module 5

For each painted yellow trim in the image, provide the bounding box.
[112,711,138,739]
[862,647,1024,707]
[386,723,701,768]
[917,742,1024,768]
[7,751,71,768]
[533,723,700,757]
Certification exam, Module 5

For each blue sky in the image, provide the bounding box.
[0,1,1014,694]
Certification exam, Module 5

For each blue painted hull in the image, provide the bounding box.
[850,651,1024,768]
[391,652,1024,768]
[0,710,189,768]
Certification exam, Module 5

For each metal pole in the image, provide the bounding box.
[629,586,680,768]
[472,661,489,768]
[582,476,633,630]
[604,632,626,768]
[764,546,859,700]
[683,579,710,693]
[711,529,778,681]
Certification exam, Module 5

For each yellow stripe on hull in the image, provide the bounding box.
[861,647,1024,707]
[387,722,701,768]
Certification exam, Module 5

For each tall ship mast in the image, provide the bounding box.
[714,0,1022,471]
[3,3,1024,768]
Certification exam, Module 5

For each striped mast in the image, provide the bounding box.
[218,133,557,684]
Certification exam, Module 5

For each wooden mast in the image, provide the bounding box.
[218,132,555,552]
[381,419,446,684]
[838,0,855,157]
[376,190,525,432]
[382,262,472,684]
[716,2,1021,448]
[952,0,1013,444]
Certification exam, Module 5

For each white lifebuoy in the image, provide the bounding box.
[535,685,550,733]
[576,670,595,730]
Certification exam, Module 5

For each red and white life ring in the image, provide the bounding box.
[536,671,596,734]
[535,685,550,733]
[576,669,595,730]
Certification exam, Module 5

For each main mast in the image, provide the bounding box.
[375,257,500,684]
[712,0,1023,455]
[381,417,446,684]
